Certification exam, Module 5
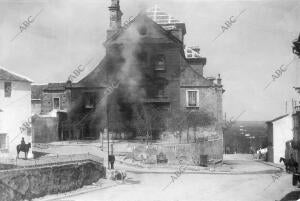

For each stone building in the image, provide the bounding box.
[33,1,224,154]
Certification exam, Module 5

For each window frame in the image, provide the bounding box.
[84,92,96,109]
[0,133,8,150]
[153,54,166,71]
[53,97,60,110]
[186,90,200,107]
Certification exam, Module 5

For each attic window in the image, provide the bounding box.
[187,54,193,58]
[153,54,166,71]
[138,26,147,35]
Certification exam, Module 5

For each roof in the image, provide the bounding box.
[31,84,47,99]
[266,114,289,123]
[45,83,66,91]
[0,66,33,82]
[146,5,182,25]
[104,13,183,47]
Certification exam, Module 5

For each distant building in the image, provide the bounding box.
[266,114,293,164]
[0,66,32,158]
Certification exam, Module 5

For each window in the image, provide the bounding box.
[186,90,199,107]
[0,134,7,150]
[85,92,96,108]
[137,51,148,63]
[4,82,11,97]
[153,55,166,70]
[157,86,166,97]
[138,26,147,35]
[53,97,60,109]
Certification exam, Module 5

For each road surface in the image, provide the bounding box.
[37,163,297,201]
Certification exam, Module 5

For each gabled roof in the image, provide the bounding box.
[31,84,47,99]
[104,13,183,47]
[266,114,289,123]
[0,66,33,82]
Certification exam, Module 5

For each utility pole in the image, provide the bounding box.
[107,98,110,169]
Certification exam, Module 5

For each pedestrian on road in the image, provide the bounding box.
[109,154,115,169]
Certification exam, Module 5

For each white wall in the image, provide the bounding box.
[272,115,293,164]
[0,80,32,158]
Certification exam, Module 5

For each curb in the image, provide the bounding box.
[124,168,282,175]
[37,182,120,201]
[117,160,282,175]
[255,160,284,171]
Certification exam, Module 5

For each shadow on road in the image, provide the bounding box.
[279,190,300,201]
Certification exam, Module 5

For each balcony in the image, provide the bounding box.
[142,97,170,103]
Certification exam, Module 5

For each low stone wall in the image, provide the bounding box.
[0,160,106,201]
[127,138,223,165]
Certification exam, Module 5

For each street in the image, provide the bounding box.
[35,152,298,201]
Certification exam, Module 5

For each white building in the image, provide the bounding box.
[266,114,294,164]
[0,66,33,158]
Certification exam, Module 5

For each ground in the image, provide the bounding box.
[25,141,300,201]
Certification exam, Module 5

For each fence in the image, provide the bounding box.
[0,153,104,171]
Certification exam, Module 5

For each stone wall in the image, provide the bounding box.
[0,161,105,201]
[130,140,223,165]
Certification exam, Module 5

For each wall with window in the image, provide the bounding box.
[41,91,71,114]
[0,80,31,157]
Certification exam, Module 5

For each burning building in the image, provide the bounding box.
[33,1,224,152]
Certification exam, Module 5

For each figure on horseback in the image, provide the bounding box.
[16,137,31,159]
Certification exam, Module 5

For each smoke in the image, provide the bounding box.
[116,22,146,102]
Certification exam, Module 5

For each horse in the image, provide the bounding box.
[280,157,298,173]
[16,143,31,159]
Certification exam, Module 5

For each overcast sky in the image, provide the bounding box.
[0,0,299,121]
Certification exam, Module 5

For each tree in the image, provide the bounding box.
[167,110,215,143]
[186,110,215,142]
[132,103,166,143]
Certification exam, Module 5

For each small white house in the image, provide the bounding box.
[0,66,33,158]
[266,114,293,164]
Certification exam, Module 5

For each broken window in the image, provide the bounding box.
[154,78,168,98]
[153,55,166,70]
[157,86,166,97]
[186,90,199,107]
[4,82,11,97]
[53,97,60,109]
[85,92,96,108]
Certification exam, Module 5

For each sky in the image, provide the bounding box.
[0,0,299,121]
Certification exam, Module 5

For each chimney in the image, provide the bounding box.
[217,74,222,85]
[107,0,123,39]
[207,77,215,85]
